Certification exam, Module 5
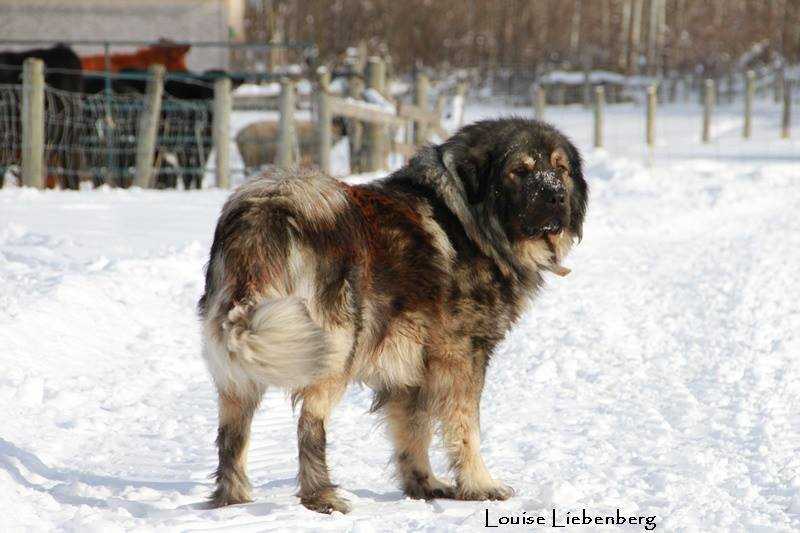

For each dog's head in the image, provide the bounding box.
[440,118,587,244]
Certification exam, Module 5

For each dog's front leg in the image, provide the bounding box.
[385,387,456,499]
[428,356,514,501]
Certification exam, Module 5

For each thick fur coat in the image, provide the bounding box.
[198,118,588,513]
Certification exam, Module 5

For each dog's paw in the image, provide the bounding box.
[457,481,515,501]
[210,480,253,507]
[404,477,458,500]
[300,489,351,514]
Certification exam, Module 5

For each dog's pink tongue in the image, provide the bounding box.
[548,264,572,277]
[545,232,571,276]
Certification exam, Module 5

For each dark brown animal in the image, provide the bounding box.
[197,118,588,513]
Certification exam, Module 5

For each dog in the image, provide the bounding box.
[197,117,588,513]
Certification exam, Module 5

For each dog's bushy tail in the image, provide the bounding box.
[219,297,329,389]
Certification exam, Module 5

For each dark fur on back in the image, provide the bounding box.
[198,118,588,512]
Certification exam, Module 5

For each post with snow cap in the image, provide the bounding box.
[365,56,387,172]
[413,71,430,145]
[593,85,604,149]
[702,78,715,144]
[135,64,165,188]
[646,84,656,147]
[744,70,754,139]
[21,58,44,189]
[277,78,296,169]
[534,84,546,121]
[213,76,232,188]
[316,68,332,174]
[781,79,792,139]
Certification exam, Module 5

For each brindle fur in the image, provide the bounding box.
[198,118,588,512]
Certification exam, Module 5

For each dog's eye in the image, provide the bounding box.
[508,166,527,181]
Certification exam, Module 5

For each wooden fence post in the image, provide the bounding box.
[583,65,591,107]
[646,84,656,147]
[683,75,691,103]
[782,79,792,139]
[316,69,332,174]
[277,78,296,168]
[435,94,446,123]
[594,86,604,148]
[365,57,387,171]
[348,75,365,172]
[534,85,546,120]
[703,78,714,143]
[726,71,735,104]
[134,64,165,188]
[455,82,467,128]
[413,72,430,145]
[774,68,784,104]
[212,76,232,188]
[21,58,44,189]
[744,70,754,139]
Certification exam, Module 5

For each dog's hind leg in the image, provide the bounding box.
[211,384,264,507]
[386,388,456,499]
[294,374,350,514]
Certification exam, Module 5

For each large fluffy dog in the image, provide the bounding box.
[198,118,588,513]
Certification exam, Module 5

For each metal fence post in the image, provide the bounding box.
[134,64,165,188]
[413,71,430,145]
[744,70,754,139]
[646,85,657,147]
[702,79,715,143]
[213,76,232,188]
[365,57,386,171]
[782,79,792,139]
[21,58,45,189]
[534,85,546,120]
[316,69,332,174]
[594,86,604,148]
[277,78,296,168]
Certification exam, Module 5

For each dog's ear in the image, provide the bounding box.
[550,147,570,172]
[441,143,490,205]
[555,141,587,242]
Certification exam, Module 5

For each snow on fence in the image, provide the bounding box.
[0,57,795,190]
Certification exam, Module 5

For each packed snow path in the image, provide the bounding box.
[2,107,800,531]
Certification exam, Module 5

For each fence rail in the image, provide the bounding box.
[0,57,795,190]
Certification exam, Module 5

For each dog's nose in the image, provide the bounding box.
[546,192,566,208]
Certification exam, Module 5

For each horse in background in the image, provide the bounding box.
[80,41,191,73]
[0,43,84,189]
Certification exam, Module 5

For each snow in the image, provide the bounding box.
[2,98,800,531]
[540,70,629,85]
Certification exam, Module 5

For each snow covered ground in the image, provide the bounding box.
[1,99,799,532]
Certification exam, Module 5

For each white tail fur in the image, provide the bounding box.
[221,297,329,389]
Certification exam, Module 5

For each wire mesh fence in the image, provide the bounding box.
[0,71,222,189]
[0,84,22,184]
